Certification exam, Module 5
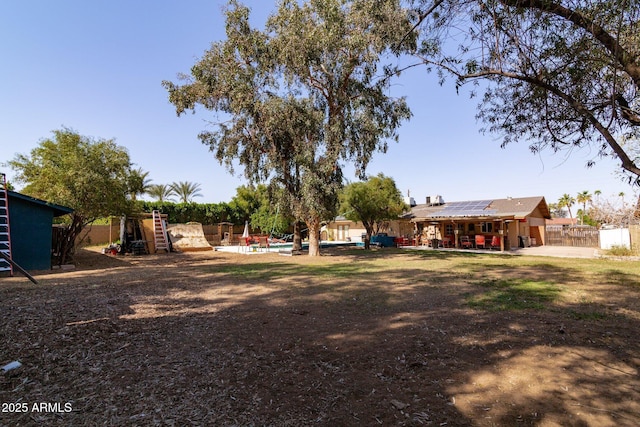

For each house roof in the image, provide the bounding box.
[410,196,550,221]
[546,217,577,226]
[8,191,74,217]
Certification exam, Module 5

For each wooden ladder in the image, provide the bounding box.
[152,210,169,252]
[0,173,12,275]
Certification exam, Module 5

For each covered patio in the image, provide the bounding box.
[408,197,551,252]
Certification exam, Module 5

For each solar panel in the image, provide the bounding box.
[429,200,495,218]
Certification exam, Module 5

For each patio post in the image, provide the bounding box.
[504,220,513,251]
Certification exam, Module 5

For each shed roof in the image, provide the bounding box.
[410,196,550,221]
[8,191,74,217]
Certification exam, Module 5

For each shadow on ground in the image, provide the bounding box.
[0,248,638,426]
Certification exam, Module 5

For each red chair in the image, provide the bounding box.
[395,236,410,247]
[475,235,486,249]
[460,236,474,249]
[490,235,501,250]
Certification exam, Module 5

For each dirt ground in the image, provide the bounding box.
[0,247,638,426]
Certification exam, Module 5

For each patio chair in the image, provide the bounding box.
[475,235,486,249]
[460,235,474,249]
[490,235,501,250]
[441,236,452,248]
[258,236,270,251]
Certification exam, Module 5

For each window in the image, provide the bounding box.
[445,224,454,236]
[337,225,349,240]
[481,222,493,233]
[468,223,475,232]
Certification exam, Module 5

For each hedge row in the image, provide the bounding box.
[136,201,245,225]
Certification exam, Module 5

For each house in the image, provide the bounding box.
[324,195,551,250]
[2,191,73,271]
[321,215,414,243]
[546,217,578,227]
[410,196,551,249]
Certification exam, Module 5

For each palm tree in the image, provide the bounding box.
[128,168,152,201]
[576,191,592,225]
[147,184,176,202]
[558,194,575,220]
[170,181,203,203]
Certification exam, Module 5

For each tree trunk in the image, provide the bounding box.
[307,217,321,256]
[293,221,303,252]
[59,214,84,265]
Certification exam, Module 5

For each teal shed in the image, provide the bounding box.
[6,191,73,271]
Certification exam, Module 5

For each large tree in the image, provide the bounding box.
[230,184,291,235]
[229,184,266,224]
[340,173,407,249]
[411,0,640,182]
[7,128,137,263]
[163,0,413,256]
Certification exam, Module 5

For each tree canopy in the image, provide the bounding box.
[412,0,640,182]
[7,128,138,262]
[163,0,414,255]
[340,174,407,249]
[229,184,291,235]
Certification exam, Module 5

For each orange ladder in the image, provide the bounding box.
[152,210,169,252]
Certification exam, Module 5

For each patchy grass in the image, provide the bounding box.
[568,309,607,320]
[211,262,375,279]
[465,278,562,311]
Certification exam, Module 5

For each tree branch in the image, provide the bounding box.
[451,65,640,176]
[499,0,640,88]
[397,0,446,50]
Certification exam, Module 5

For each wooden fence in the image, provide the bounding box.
[545,226,600,248]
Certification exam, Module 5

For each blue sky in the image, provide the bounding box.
[0,0,634,209]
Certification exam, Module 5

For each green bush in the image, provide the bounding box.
[136,201,235,224]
